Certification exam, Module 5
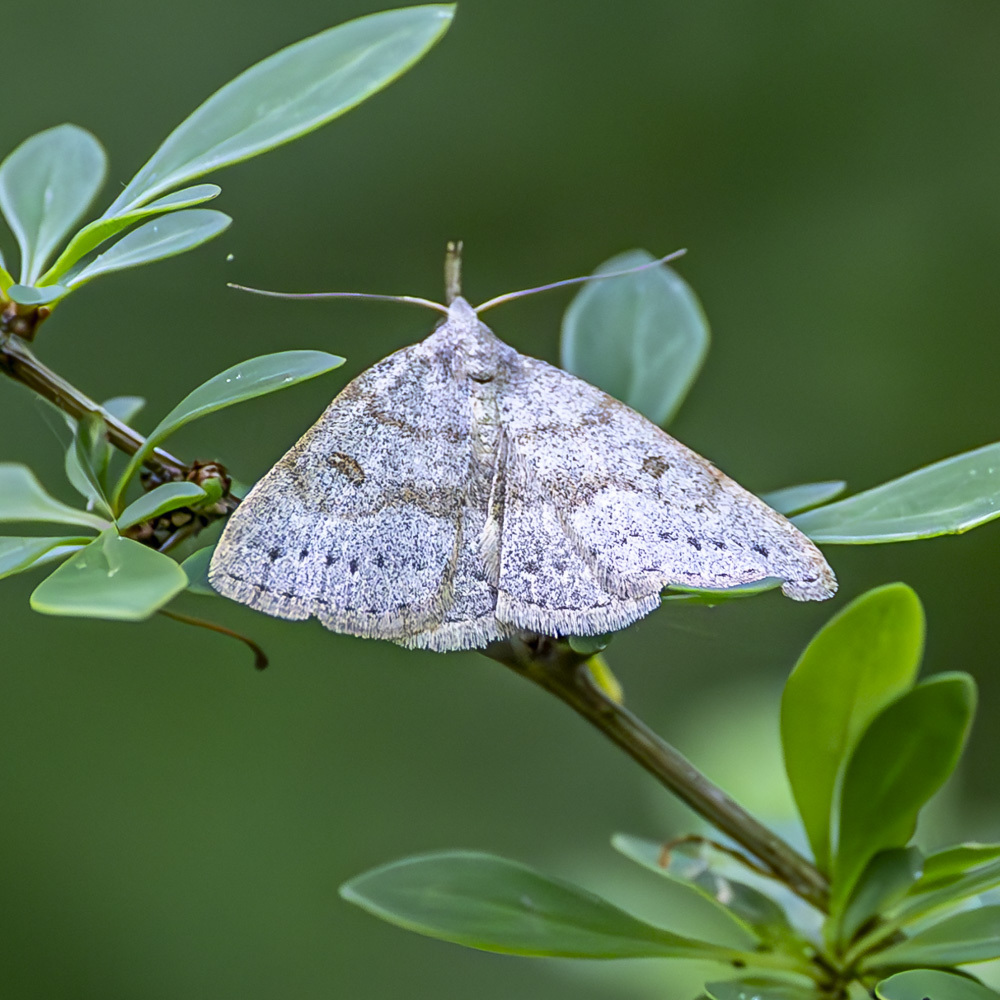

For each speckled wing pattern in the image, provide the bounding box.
[209,334,502,647]
[210,297,836,651]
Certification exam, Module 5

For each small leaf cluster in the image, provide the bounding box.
[0,6,453,626]
[342,584,1000,999]
[0,5,454,310]
[1,352,342,618]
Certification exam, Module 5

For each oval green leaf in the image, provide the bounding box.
[64,413,113,517]
[111,350,345,508]
[30,531,187,620]
[561,249,710,426]
[0,125,107,284]
[180,545,217,596]
[833,674,977,914]
[0,536,91,580]
[7,283,70,305]
[611,834,790,945]
[876,969,1000,1000]
[340,850,739,960]
[781,584,925,874]
[793,442,1000,543]
[662,577,782,605]
[65,209,231,288]
[838,847,923,948]
[40,184,221,285]
[867,904,1000,970]
[0,464,108,530]
[105,5,455,215]
[761,481,847,517]
[893,857,1000,928]
[706,979,819,1000]
[117,481,208,531]
[911,844,1000,896]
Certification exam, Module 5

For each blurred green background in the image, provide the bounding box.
[3,2,1000,998]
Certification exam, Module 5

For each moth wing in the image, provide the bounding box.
[210,338,474,641]
[497,355,837,603]
[491,430,661,635]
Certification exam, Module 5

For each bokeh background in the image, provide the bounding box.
[3,2,1000,998]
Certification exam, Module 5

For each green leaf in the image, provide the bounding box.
[838,848,923,947]
[102,395,146,425]
[761,481,847,517]
[39,184,221,285]
[706,979,819,1000]
[0,463,108,530]
[911,844,1000,895]
[340,850,739,960]
[65,209,231,288]
[180,545,217,596]
[833,674,977,914]
[30,531,187,620]
[0,125,107,284]
[0,536,91,580]
[561,249,710,426]
[111,350,345,508]
[793,442,1000,543]
[781,584,925,874]
[117,482,208,531]
[611,834,791,945]
[64,413,113,517]
[893,858,1000,927]
[866,904,1000,970]
[662,577,782,604]
[7,283,70,305]
[876,969,1000,1000]
[105,5,455,215]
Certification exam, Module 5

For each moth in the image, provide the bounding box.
[210,256,836,651]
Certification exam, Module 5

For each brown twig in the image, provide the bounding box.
[483,632,831,913]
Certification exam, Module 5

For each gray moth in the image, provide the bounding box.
[209,296,837,651]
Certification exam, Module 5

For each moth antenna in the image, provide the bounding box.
[473,248,687,314]
[227,284,449,315]
[444,240,463,304]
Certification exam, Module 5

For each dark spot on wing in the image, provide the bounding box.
[752,544,769,557]
[298,548,309,560]
[328,452,365,485]
[687,536,702,550]
[268,547,281,562]
[711,540,726,550]
[325,554,335,567]
[375,553,385,568]
[643,456,670,478]
[348,558,358,574]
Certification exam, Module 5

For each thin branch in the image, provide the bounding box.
[0,321,236,513]
[483,633,831,913]
[0,329,186,476]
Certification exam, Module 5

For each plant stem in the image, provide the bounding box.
[0,328,188,477]
[484,633,831,914]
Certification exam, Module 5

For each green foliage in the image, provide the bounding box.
[0,5,454,304]
[561,249,710,427]
[760,481,847,516]
[792,442,1000,542]
[30,530,188,620]
[876,970,1000,1000]
[341,585,993,999]
[0,125,107,285]
[780,584,925,873]
[340,851,752,961]
[111,349,345,510]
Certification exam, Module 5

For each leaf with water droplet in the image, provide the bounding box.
[29,530,187,619]
[111,350,344,509]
